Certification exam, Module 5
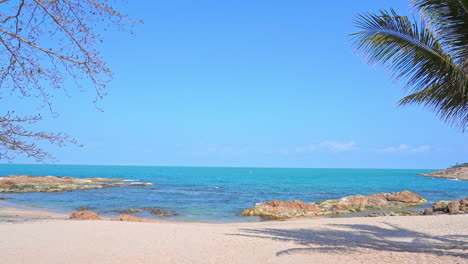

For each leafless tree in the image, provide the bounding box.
[0,0,139,162]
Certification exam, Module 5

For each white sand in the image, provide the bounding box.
[0,207,467,264]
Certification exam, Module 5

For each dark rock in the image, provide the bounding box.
[423,208,434,215]
[128,183,153,187]
[459,198,468,212]
[447,202,460,214]
[76,206,93,211]
[149,209,177,216]
[109,208,140,214]
[433,201,452,212]
[365,211,421,217]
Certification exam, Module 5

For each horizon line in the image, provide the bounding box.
[0,162,440,170]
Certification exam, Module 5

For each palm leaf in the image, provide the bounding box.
[412,0,468,61]
[351,8,468,131]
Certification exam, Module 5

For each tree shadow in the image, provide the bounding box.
[228,222,468,258]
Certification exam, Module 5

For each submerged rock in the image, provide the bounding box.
[0,175,152,193]
[76,206,94,211]
[69,211,102,220]
[105,207,178,217]
[149,209,178,216]
[419,166,468,181]
[106,207,178,216]
[108,208,141,214]
[365,211,422,217]
[240,190,427,220]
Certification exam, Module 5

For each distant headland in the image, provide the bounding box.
[420,163,468,181]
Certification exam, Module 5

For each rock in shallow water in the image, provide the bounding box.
[150,209,178,216]
[108,208,141,214]
[240,190,427,220]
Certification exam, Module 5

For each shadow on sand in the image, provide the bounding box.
[228,222,468,258]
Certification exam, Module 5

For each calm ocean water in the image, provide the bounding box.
[0,164,467,222]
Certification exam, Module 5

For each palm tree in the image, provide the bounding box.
[351,0,468,131]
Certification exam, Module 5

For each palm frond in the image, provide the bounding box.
[351,8,468,131]
[412,0,468,61]
[399,86,468,131]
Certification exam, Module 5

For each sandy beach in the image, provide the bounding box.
[1,206,467,264]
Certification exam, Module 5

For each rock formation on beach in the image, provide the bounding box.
[240,190,427,220]
[423,197,468,215]
[239,200,323,219]
[316,190,426,213]
[111,214,158,223]
[69,211,102,220]
[419,165,468,181]
[0,174,152,193]
[69,210,157,222]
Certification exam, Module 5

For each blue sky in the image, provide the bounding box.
[8,0,468,169]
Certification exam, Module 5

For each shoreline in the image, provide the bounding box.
[0,200,430,224]
[0,204,67,223]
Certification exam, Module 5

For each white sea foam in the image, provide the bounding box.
[129,182,153,186]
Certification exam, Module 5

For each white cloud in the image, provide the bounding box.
[295,141,357,153]
[410,145,430,152]
[319,141,357,152]
[383,144,409,152]
[383,144,430,153]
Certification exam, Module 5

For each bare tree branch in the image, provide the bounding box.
[0,0,140,162]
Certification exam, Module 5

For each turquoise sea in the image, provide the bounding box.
[0,164,467,222]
